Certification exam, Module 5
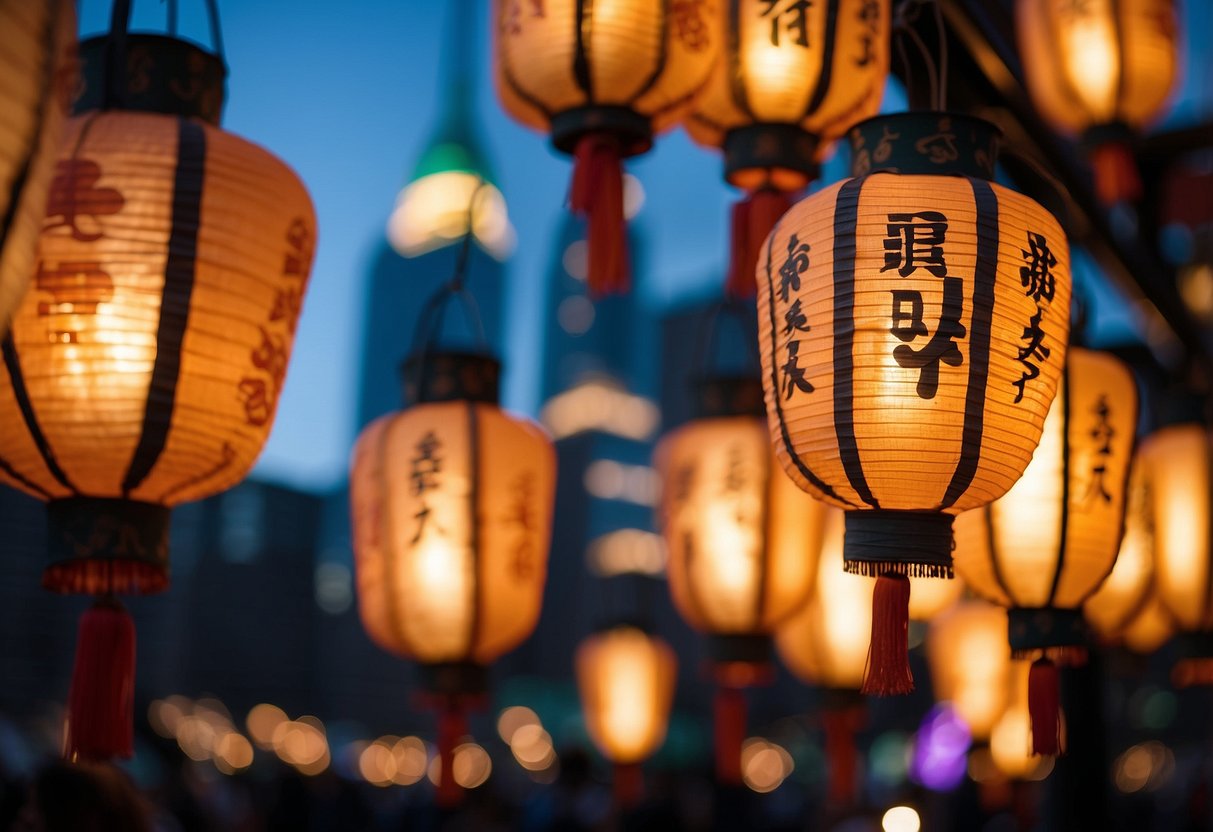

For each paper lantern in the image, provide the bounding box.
[0,30,314,760]
[1122,591,1175,655]
[954,347,1137,754]
[1017,0,1178,203]
[759,112,1070,696]
[1085,457,1153,643]
[687,0,889,296]
[0,0,75,334]
[926,602,1012,742]
[576,624,677,807]
[494,0,717,295]
[351,353,555,804]
[656,377,826,783]
[989,661,1057,781]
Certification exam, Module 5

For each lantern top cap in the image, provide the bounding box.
[691,376,765,420]
[847,112,1001,180]
[75,34,227,125]
[403,351,501,406]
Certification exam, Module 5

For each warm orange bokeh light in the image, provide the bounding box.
[927,602,1012,742]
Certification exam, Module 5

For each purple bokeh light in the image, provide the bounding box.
[910,703,971,792]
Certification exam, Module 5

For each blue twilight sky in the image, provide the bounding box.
[78,0,1211,494]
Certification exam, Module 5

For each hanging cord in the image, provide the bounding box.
[893,0,947,111]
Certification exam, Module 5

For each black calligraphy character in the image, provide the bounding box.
[44,160,124,242]
[1020,231,1057,304]
[410,431,443,542]
[760,0,811,47]
[781,340,814,399]
[723,444,745,493]
[855,0,881,66]
[882,212,948,277]
[783,298,810,335]
[779,234,810,302]
[1085,396,1115,504]
[1012,307,1050,403]
[889,290,929,341]
[892,277,966,399]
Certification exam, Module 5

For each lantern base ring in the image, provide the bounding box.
[722,124,820,190]
[550,106,652,157]
[44,498,170,595]
[709,634,772,667]
[842,510,954,577]
[420,661,489,698]
[1175,632,1213,660]
[1007,607,1088,655]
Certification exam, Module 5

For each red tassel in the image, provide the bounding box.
[713,685,746,785]
[65,598,135,761]
[1027,657,1061,756]
[725,189,794,298]
[1090,142,1141,205]
[435,702,466,807]
[861,573,914,696]
[613,762,643,808]
[822,707,860,806]
[570,134,628,297]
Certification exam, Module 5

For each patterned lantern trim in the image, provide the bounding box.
[494,0,717,295]
[0,32,315,761]
[687,0,890,297]
[954,347,1137,755]
[926,602,1012,743]
[1086,457,1154,643]
[656,377,826,784]
[1016,0,1178,204]
[351,353,556,805]
[576,624,677,808]
[989,661,1059,781]
[0,0,75,334]
[758,112,1071,697]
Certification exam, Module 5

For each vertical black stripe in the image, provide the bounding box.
[985,503,1015,604]
[1045,358,1072,604]
[831,178,879,508]
[1087,377,1140,601]
[627,0,669,107]
[802,0,840,116]
[2,334,76,492]
[121,119,206,495]
[0,454,51,500]
[940,179,998,509]
[573,0,594,100]
[728,0,754,120]
[762,218,853,507]
[465,402,484,658]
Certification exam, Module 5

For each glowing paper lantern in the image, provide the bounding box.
[0,0,75,334]
[759,112,1070,696]
[576,624,677,807]
[687,0,889,295]
[1122,591,1175,655]
[926,602,1012,742]
[494,0,717,295]
[954,347,1137,754]
[989,661,1057,781]
[1016,0,1178,203]
[0,30,314,760]
[351,353,556,804]
[1086,458,1153,642]
[656,377,826,784]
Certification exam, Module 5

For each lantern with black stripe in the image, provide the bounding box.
[0,15,315,760]
[493,0,717,295]
[757,112,1070,697]
[953,347,1138,755]
[350,353,556,806]
[0,0,75,333]
[1016,0,1178,204]
[655,376,826,784]
[1085,455,1154,645]
[686,0,890,297]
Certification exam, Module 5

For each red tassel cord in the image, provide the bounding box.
[1090,142,1142,205]
[65,597,136,761]
[614,762,644,809]
[822,707,862,806]
[725,189,795,298]
[1027,657,1061,756]
[713,684,746,785]
[570,134,628,297]
[435,702,467,807]
[861,573,914,696]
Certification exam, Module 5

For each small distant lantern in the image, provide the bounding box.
[351,353,556,805]
[493,0,717,295]
[926,602,1012,743]
[954,347,1138,755]
[656,377,826,784]
[0,21,315,760]
[989,661,1058,781]
[1086,459,1153,643]
[759,112,1070,697]
[1016,0,1179,204]
[0,0,75,334]
[686,0,890,296]
[576,624,678,808]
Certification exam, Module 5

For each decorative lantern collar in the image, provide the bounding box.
[75,34,226,123]
[847,112,1001,180]
[403,351,501,406]
[550,106,652,158]
[723,124,820,188]
[692,376,765,420]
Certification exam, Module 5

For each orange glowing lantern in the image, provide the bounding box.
[759,112,1070,697]
[1016,0,1179,204]
[1122,591,1175,655]
[576,624,678,807]
[926,601,1012,742]
[351,353,556,804]
[0,19,314,761]
[989,661,1058,781]
[1086,458,1153,643]
[954,347,1138,755]
[0,0,75,334]
[686,0,890,296]
[493,0,717,295]
[656,376,826,784]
